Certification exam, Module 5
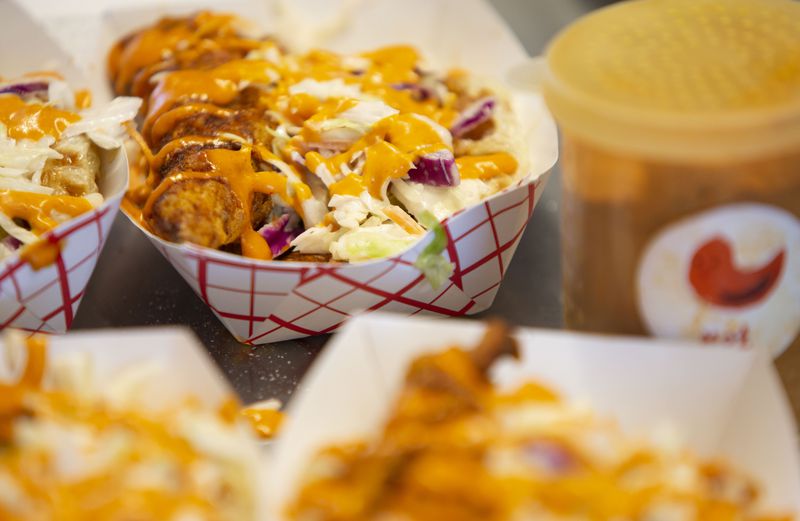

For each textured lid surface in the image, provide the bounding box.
[547,0,800,114]
[543,0,800,161]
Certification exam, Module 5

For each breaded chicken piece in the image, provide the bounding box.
[154,141,274,228]
[146,177,244,248]
[156,140,241,181]
[130,46,251,100]
[41,135,101,197]
[108,16,193,95]
[145,176,274,249]
[151,88,270,149]
[154,108,266,150]
[108,13,245,96]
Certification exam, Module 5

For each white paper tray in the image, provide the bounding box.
[267,313,800,519]
[19,0,559,344]
[0,326,267,518]
[0,2,128,334]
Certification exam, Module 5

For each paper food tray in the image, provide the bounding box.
[267,313,800,519]
[22,0,559,344]
[0,326,267,518]
[0,2,127,334]
[0,327,235,408]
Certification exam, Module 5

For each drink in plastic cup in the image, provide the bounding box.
[542,0,800,374]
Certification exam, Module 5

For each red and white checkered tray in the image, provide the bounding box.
[132,167,551,344]
[0,199,121,333]
[0,2,128,334]
[23,0,559,343]
[119,0,558,343]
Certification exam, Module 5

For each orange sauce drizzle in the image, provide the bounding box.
[298,98,360,143]
[241,404,284,439]
[286,92,320,123]
[121,196,143,222]
[150,135,223,174]
[456,152,518,180]
[0,95,80,141]
[0,190,92,235]
[380,113,450,155]
[110,14,208,93]
[20,336,46,386]
[74,89,92,109]
[124,121,154,164]
[0,336,46,438]
[0,334,259,520]
[143,147,303,260]
[113,14,516,258]
[293,181,312,202]
[329,173,366,197]
[123,122,155,213]
[20,239,62,270]
[361,140,416,199]
[307,114,449,199]
[217,395,243,423]
[145,71,239,128]
[0,88,96,271]
[148,103,235,144]
[146,59,279,120]
[361,45,420,83]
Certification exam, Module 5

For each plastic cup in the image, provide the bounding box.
[542,0,800,367]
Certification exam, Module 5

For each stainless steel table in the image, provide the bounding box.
[73,0,800,419]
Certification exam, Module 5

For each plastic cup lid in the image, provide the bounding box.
[542,0,800,162]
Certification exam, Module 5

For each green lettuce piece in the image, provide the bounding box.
[414,211,455,289]
[336,230,417,261]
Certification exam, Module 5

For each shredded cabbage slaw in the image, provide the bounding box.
[0,75,139,262]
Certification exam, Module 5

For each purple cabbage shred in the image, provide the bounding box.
[406,150,460,187]
[391,82,435,102]
[1,235,22,252]
[450,96,496,138]
[0,81,50,101]
[257,214,302,258]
